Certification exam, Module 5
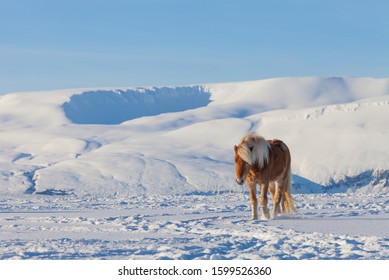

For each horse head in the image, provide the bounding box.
[234,144,252,185]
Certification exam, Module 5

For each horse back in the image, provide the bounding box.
[250,139,290,182]
[267,139,288,152]
[267,139,291,167]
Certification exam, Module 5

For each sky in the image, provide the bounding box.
[1,0,389,94]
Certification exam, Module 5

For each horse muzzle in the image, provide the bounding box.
[236,178,244,185]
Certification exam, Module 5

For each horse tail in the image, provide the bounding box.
[281,166,296,215]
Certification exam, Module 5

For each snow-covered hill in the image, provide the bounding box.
[1,77,389,196]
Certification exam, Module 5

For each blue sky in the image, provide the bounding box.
[1,0,389,94]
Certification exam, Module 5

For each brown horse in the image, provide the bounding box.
[234,133,296,220]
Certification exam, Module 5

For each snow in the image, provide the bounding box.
[1,193,388,260]
[1,77,389,259]
[63,86,211,124]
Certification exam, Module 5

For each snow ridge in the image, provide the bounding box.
[62,86,211,124]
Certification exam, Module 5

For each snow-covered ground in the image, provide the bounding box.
[1,77,389,259]
[1,193,388,260]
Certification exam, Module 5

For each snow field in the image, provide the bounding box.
[0,193,388,260]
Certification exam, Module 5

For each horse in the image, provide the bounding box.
[234,133,296,220]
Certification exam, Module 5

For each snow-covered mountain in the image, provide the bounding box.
[1,77,389,196]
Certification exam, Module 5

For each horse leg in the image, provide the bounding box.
[260,182,270,220]
[246,181,258,220]
[269,182,275,201]
[272,181,282,217]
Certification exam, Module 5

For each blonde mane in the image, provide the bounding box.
[237,133,270,168]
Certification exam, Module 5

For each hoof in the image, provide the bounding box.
[260,213,271,220]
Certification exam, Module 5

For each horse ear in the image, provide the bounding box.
[234,145,238,153]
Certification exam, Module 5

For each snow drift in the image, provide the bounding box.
[1,77,389,196]
[63,86,211,124]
